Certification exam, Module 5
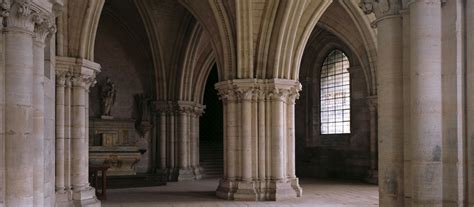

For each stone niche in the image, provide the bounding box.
[89,118,142,176]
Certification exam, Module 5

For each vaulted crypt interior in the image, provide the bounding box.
[0,0,472,206]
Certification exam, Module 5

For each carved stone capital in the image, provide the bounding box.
[268,88,289,102]
[34,16,56,43]
[56,57,101,91]
[55,70,71,87]
[4,1,37,32]
[0,0,9,18]
[236,88,255,102]
[176,101,195,115]
[71,73,96,90]
[193,105,206,117]
[216,88,238,103]
[359,0,402,27]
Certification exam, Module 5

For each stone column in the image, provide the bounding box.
[172,101,197,181]
[3,2,36,206]
[287,88,302,195]
[467,0,474,205]
[359,1,403,206]
[55,71,69,203]
[63,72,72,196]
[215,79,302,201]
[192,105,204,178]
[270,89,285,181]
[408,0,443,205]
[156,102,167,171]
[32,17,54,207]
[56,57,100,206]
[167,109,176,180]
[240,89,253,181]
[366,96,378,184]
[70,67,98,205]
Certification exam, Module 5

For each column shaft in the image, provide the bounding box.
[376,16,404,207]
[241,95,252,180]
[409,0,443,205]
[71,77,88,191]
[178,112,188,169]
[33,38,45,207]
[257,96,266,180]
[286,100,295,178]
[159,112,166,169]
[64,79,72,191]
[227,99,237,179]
[4,17,35,207]
[55,74,66,192]
[467,0,474,205]
[271,94,284,180]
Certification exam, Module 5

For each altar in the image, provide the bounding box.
[89,118,142,176]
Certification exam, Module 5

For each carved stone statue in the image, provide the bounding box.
[100,77,116,119]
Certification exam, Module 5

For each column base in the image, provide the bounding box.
[216,178,303,201]
[167,168,199,181]
[72,187,100,207]
[193,166,202,180]
[55,190,73,207]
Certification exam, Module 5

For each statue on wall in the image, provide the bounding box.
[100,77,116,119]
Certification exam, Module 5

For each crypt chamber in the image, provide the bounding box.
[0,0,472,206]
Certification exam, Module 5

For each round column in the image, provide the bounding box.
[467,0,474,204]
[257,91,266,181]
[178,108,188,169]
[159,110,166,170]
[70,72,96,191]
[286,92,297,179]
[360,1,404,205]
[32,19,52,206]
[409,0,443,205]
[270,89,285,180]
[4,2,36,206]
[55,72,67,193]
[226,93,237,179]
[241,90,253,181]
[64,74,72,192]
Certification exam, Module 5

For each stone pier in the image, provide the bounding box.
[155,101,204,181]
[215,79,302,201]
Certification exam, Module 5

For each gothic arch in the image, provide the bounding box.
[56,0,105,61]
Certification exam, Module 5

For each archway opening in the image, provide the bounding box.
[294,1,378,204]
[199,65,224,178]
[89,0,160,189]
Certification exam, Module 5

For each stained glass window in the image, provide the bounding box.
[320,50,350,134]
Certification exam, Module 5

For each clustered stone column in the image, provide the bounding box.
[55,57,100,206]
[215,79,302,201]
[156,101,204,181]
[0,1,56,206]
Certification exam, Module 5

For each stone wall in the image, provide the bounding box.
[296,65,370,179]
[296,23,372,180]
[91,4,155,173]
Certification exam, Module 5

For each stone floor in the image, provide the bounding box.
[102,178,378,207]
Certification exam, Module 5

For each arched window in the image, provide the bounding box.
[320,50,350,134]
